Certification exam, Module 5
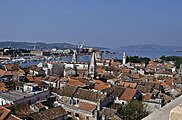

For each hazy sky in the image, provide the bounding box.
[0,0,182,48]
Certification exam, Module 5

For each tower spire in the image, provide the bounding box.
[122,51,127,65]
[72,50,77,63]
[88,52,96,78]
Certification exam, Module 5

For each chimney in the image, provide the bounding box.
[102,115,106,120]
[97,99,101,111]
[94,110,98,120]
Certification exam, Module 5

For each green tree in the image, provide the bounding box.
[160,56,182,69]
[118,101,149,120]
[127,56,151,65]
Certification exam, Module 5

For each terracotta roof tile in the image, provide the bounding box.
[102,85,126,97]
[93,80,110,91]
[5,64,22,71]
[4,71,13,76]
[18,69,25,75]
[164,78,174,85]
[0,87,8,92]
[0,82,6,87]
[119,88,137,102]
[26,76,34,82]
[122,68,131,73]
[0,69,5,77]
[30,106,67,120]
[96,67,105,73]
[76,102,96,112]
[59,85,78,97]
[7,114,21,120]
[0,106,11,120]
[74,88,106,102]
[67,78,85,87]
[118,82,137,89]
[34,102,45,110]
[143,93,152,101]
[130,73,140,79]
[136,85,151,93]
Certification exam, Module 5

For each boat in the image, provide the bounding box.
[174,49,182,52]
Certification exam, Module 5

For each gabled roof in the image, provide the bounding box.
[0,87,8,92]
[26,76,42,84]
[74,88,106,102]
[118,82,137,89]
[76,102,96,112]
[102,85,126,98]
[136,85,151,93]
[6,114,21,120]
[164,78,174,85]
[0,106,11,120]
[0,69,5,77]
[67,78,85,87]
[30,106,67,120]
[119,88,137,102]
[0,106,21,120]
[28,65,42,72]
[0,82,6,87]
[4,71,24,76]
[5,64,22,71]
[93,80,110,91]
[143,93,152,101]
[59,85,78,97]
[99,107,119,120]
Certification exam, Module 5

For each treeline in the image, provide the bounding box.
[160,56,182,69]
[127,56,151,64]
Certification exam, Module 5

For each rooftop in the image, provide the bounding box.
[142,95,182,120]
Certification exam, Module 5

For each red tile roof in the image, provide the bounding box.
[67,78,85,87]
[0,87,8,92]
[143,93,152,101]
[93,80,110,91]
[164,78,174,85]
[122,68,131,73]
[119,88,137,102]
[0,106,11,120]
[76,102,96,112]
[0,69,5,77]
[0,82,6,87]
[26,76,34,82]
[118,82,137,89]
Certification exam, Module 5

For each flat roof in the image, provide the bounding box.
[0,91,32,101]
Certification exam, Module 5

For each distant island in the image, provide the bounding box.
[0,41,108,50]
[118,44,182,52]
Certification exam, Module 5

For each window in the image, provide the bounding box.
[67,111,71,115]
[75,113,79,117]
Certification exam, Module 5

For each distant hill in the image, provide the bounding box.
[118,44,182,52]
[0,41,107,50]
[0,41,77,50]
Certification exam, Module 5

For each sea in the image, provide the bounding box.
[18,49,182,67]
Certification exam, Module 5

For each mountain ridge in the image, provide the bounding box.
[118,44,182,51]
[0,41,108,50]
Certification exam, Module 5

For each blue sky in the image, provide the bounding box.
[0,0,182,48]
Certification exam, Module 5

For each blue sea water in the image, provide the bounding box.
[19,49,182,67]
[104,49,182,59]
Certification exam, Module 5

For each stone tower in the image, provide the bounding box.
[72,50,77,63]
[88,52,96,78]
[122,51,127,65]
[179,64,182,75]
